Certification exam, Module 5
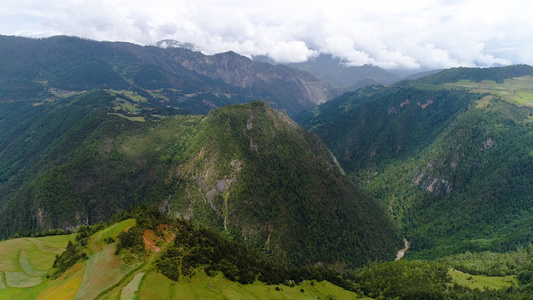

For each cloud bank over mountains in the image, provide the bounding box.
[1,0,532,70]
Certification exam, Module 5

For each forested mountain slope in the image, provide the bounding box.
[165,100,401,266]
[300,65,533,258]
[0,89,401,267]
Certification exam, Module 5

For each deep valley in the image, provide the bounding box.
[2,35,533,299]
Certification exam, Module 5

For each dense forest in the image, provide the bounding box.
[300,65,533,259]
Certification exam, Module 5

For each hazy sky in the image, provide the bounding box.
[1,0,532,70]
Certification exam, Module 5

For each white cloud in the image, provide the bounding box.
[268,41,318,63]
[1,0,532,69]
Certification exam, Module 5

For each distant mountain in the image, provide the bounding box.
[0,35,334,116]
[255,54,401,90]
[403,69,442,80]
[154,39,199,51]
[299,65,533,258]
[346,78,383,91]
[159,50,335,114]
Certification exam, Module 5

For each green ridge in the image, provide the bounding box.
[301,65,533,259]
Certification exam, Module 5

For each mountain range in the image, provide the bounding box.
[299,64,533,258]
[253,53,401,88]
[0,35,334,116]
[0,37,402,268]
[3,34,533,298]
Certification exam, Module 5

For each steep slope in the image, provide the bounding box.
[256,53,400,89]
[160,50,335,113]
[0,90,204,236]
[0,35,334,115]
[300,65,533,258]
[0,91,401,266]
[164,100,401,266]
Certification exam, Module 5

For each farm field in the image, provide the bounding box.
[0,234,75,299]
[0,219,369,300]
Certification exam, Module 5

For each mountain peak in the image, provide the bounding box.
[170,100,402,266]
[154,39,199,51]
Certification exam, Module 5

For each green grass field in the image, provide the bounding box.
[89,219,136,252]
[137,270,367,300]
[36,262,85,300]
[110,113,146,122]
[120,272,145,300]
[108,90,148,103]
[4,271,41,288]
[448,76,533,105]
[0,235,76,299]
[0,282,48,300]
[0,271,5,289]
[0,219,377,299]
[0,235,75,288]
[449,269,517,290]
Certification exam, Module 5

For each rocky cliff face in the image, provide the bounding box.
[159,49,336,113]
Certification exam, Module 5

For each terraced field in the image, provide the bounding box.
[0,219,366,300]
[0,234,75,299]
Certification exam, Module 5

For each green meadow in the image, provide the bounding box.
[0,218,369,300]
[108,90,148,103]
[448,75,533,105]
[89,219,136,252]
[138,270,367,300]
[74,243,141,300]
[449,269,517,290]
[0,234,75,299]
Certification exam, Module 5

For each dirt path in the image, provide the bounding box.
[95,228,172,300]
[395,238,410,261]
[94,242,166,300]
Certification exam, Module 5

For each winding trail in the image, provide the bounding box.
[395,238,410,261]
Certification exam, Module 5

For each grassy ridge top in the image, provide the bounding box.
[447,76,533,105]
